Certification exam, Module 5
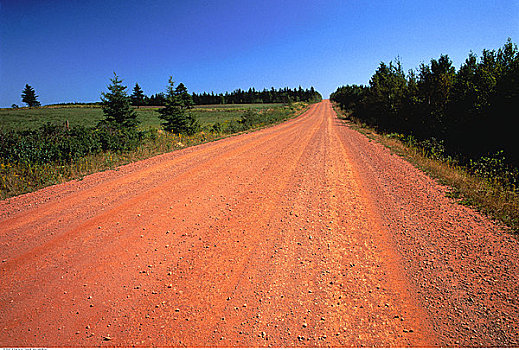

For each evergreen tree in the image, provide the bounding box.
[99,73,139,128]
[158,77,199,134]
[175,82,194,109]
[130,83,146,106]
[21,84,40,107]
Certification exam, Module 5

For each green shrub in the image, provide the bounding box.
[96,124,143,152]
[469,151,519,188]
[0,123,142,165]
[239,109,262,128]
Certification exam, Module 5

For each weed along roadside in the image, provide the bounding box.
[0,102,311,200]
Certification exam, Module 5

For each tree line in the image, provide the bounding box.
[330,39,519,173]
[191,86,321,105]
[129,85,321,106]
[17,83,321,109]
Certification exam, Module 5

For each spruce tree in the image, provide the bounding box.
[175,83,194,109]
[99,73,139,128]
[21,84,40,107]
[130,83,146,106]
[158,77,199,134]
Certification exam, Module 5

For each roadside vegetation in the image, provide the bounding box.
[331,39,519,233]
[0,74,316,199]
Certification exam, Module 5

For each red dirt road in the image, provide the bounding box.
[0,100,518,347]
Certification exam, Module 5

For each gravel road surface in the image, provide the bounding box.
[1,100,517,347]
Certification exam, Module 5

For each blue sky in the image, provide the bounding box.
[1,0,518,107]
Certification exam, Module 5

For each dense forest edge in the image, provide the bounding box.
[331,39,518,188]
[331,39,518,232]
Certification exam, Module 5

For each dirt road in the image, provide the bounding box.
[1,100,518,347]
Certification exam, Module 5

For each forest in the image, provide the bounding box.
[131,86,322,106]
[331,39,519,184]
[192,86,322,105]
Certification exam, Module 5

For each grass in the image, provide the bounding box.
[0,102,308,200]
[0,103,285,131]
[332,103,519,235]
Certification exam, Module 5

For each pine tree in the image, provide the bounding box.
[21,84,40,107]
[158,77,199,134]
[175,83,194,109]
[130,83,146,106]
[99,73,139,128]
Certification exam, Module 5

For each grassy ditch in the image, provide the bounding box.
[332,104,519,234]
[0,102,308,200]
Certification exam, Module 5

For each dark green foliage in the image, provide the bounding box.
[192,86,322,105]
[330,84,367,112]
[145,93,166,106]
[158,77,200,135]
[96,123,143,152]
[331,39,519,180]
[210,121,223,133]
[225,120,244,134]
[105,85,321,107]
[469,151,519,188]
[99,73,139,128]
[175,83,194,109]
[159,104,187,133]
[238,109,262,129]
[185,114,201,135]
[21,84,40,107]
[0,123,142,165]
[130,83,146,106]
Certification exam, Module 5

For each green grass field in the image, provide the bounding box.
[0,103,285,131]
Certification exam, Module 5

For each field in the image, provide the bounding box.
[0,103,285,131]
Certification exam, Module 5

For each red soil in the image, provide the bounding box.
[0,100,517,347]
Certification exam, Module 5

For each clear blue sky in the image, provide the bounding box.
[1,0,518,107]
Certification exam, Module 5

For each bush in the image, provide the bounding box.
[0,123,143,165]
[469,151,519,188]
[184,114,201,135]
[225,120,245,134]
[239,109,262,128]
[332,39,519,189]
[96,124,143,152]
